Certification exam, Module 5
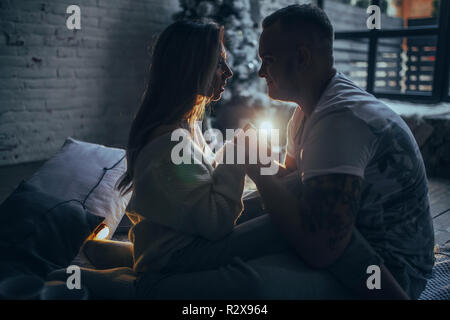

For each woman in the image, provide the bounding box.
[83,20,289,276]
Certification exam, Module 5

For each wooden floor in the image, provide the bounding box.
[0,160,450,246]
[429,178,450,246]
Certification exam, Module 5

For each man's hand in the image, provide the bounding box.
[277,153,297,177]
[241,132,282,180]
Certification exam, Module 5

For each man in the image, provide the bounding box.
[245,4,434,299]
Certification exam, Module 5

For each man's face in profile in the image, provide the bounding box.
[258,22,300,103]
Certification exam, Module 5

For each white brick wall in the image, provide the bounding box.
[0,0,180,165]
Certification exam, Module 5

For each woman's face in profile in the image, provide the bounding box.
[210,43,233,101]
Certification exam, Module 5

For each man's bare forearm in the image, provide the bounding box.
[250,171,409,299]
[249,172,357,268]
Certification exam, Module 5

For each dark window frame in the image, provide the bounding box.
[318,0,450,103]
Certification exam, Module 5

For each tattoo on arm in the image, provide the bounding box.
[299,174,363,252]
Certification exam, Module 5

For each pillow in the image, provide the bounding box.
[0,181,103,281]
[26,137,132,238]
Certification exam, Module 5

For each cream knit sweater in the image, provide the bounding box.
[126,125,246,273]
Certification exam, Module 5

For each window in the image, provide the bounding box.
[334,38,369,88]
[375,36,437,95]
[319,0,450,103]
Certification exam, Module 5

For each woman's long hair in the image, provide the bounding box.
[116,20,222,196]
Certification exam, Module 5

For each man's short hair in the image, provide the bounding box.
[262,4,334,55]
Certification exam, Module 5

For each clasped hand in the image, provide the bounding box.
[230,123,281,181]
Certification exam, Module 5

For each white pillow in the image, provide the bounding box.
[27,138,131,238]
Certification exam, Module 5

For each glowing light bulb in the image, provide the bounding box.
[95,226,110,240]
[92,223,110,240]
[259,121,273,132]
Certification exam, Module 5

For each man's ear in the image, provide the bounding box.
[296,46,311,69]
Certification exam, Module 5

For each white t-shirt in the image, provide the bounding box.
[286,72,434,283]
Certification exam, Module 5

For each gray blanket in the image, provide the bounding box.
[419,254,450,300]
